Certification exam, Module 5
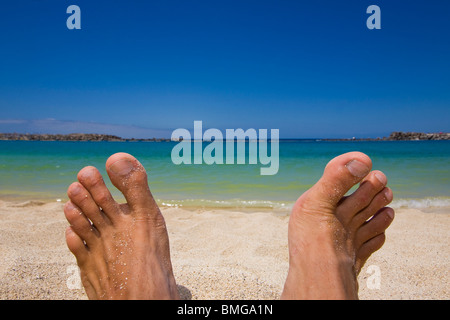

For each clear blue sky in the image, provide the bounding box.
[0,0,449,138]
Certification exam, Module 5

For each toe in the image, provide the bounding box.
[65,226,89,262]
[77,166,117,223]
[355,207,394,249]
[309,152,372,206]
[105,153,159,215]
[68,181,108,229]
[351,187,393,228]
[353,207,394,272]
[64,200,99,246]
[355,233,386,272]
[337,171,389,224]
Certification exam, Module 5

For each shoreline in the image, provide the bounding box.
[1,194,450,212]
[0,199,448,299]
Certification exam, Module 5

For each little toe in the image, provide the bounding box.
[105,153,159,215]
[355,233,386,272]
[65,226,88,262]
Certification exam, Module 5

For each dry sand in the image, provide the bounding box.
[0,199,448,300]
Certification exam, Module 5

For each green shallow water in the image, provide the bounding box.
[0,140,449,209]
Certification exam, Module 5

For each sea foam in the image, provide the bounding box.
[391,197,450,209]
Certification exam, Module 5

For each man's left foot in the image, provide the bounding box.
[281,152,394,299]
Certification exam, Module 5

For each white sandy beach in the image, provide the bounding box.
[0,199,448,299]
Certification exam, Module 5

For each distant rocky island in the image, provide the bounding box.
[0,131,448,141]
[0,133,170,142]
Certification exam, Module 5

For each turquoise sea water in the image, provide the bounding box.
[0,140,449,209]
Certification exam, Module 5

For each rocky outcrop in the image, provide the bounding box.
[323,131,450,141]
[386,132,450,141]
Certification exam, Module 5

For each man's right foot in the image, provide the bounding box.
[281,152,394,299]
[64,153,180,300]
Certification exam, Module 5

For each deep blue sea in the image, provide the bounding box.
[0,140,449,209]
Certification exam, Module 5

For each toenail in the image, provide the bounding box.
[80,167,94,177]
[109,159,134,176]
[374,172,387,186]
[384,188,393,202]
[386,208,395,219]
[345,160,370,178]
[65,201,75,210]
[70,184,82,195]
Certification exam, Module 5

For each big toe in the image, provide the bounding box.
[105,153,158,212]
[308,152,372,206]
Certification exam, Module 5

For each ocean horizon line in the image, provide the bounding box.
[1,131,449,142]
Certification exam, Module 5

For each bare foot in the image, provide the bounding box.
[281,152,394,299]
[64,153,179,300]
